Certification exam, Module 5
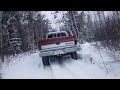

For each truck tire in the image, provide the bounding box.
[70,52,77,60]
[42,56,50,66]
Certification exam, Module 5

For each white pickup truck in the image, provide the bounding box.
[38,31,80,66]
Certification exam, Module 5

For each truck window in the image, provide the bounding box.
[48,34,53,38]
[61,32,67,36]
[54,33,57,37]
[57,33,60,37]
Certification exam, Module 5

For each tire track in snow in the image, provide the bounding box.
[50,58,79,79]
[50,63,76,79]
[47,66,55,79]
[61,65,79,79]
[41,65,55,79]
[60,59,81,79]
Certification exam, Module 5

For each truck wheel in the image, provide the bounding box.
[70,52,77,60]
[42,57,50,66]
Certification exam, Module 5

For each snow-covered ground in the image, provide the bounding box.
[1,42,120,79]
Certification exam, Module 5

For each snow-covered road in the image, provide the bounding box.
[1,42,120,79]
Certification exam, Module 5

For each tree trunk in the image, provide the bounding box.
[0,11,4,62]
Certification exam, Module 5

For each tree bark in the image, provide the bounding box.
[0,11,4,62]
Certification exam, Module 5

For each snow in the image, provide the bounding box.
[80,42,113,63]
[41,11,64,30]
[1,42,120,79]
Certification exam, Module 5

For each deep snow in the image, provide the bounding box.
[1,42,120,79]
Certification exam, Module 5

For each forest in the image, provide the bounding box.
[0,11,120,62]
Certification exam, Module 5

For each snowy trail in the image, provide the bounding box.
[1,42,120,79]
[51,64,74,79]
[61,64,79,79]
[50,62,79,79]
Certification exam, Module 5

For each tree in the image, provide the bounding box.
[0,11,51,57]
[0,11,4,61]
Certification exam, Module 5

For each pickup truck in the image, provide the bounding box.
[38,31,80,66]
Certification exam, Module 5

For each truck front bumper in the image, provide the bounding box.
[39,45,81,57]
